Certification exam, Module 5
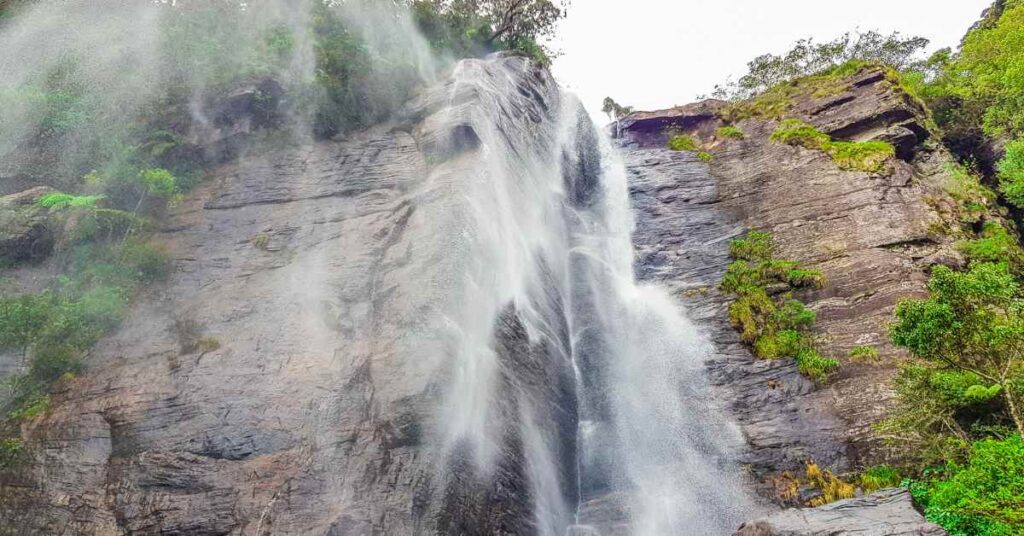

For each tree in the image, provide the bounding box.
[601,97,633,122]
[890,263,1024,436]
[444,0,566,45]
[711,31,930,100]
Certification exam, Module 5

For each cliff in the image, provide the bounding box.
[619,66,982,490]
[0,58,960,535]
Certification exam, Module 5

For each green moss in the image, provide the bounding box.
[771,119,895,173]
[716,126,745,140]
[696,151,713,162]
[0,437,24,470]
[667,134,698,152]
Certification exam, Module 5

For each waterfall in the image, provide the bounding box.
[423,55,757,535]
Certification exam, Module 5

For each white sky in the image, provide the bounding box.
[549,0,994,120]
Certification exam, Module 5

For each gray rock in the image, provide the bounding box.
[733,488,946,535]
[619,64,976,489]
[0,186,55,265]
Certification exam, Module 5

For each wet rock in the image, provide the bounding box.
[733,488,947,535]
[621,65,970,489]
[0,186,55,265]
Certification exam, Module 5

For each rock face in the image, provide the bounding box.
[733,489,946,536]
[620,66,969,483]
[1,54,760,536]
[0,56,585,535]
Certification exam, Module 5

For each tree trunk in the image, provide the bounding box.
[1003,384,1024,437]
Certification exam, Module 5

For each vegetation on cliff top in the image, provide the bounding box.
[770,119,895,173]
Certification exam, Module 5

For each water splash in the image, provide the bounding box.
[421,55,758,534]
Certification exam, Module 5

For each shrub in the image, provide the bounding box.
[36,193,104,209]
[860,465,901,492]
[716,126,745,139]
[848,345,880,363]
[729,230,775,262]
[957,221,1024,271]
[912,436,1024,536]
[667,134,698,152]
[796,347,839,381]
[998,138,1024,209]
[696,151,713,162]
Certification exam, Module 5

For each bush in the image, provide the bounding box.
[716,126,745,139]
[696,151,713,162]
[796,347,839,381]
[729,230,775,262]
[667,134,698,152]
[957,222,1024,271]
[848,345,880,363]
[912,436,1024,536]
[860,465,901,492]
[998,138,1024,209]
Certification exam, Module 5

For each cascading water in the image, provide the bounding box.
[0,2,759,532]
[422,55,758,535]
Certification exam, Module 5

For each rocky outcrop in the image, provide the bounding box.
[0,186,54,265]
[621,66,972,486]
[733,489,946,536]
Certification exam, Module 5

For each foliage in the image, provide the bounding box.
[716,126,745,140]
[804,461,856,506]
[696,151,713,162]
[889,262,1024,437]
[36,193,104,209]
[0,239,170,459]
[998,138,1024,209]
[667,134,698,152]
[859,465,902,492]
[848,345,881,363]
[910,436,1024,536]
[601,97,634,122]
[957,221,1024,272]
[771,119,894,173]
[0,438,24,470]
[710,31,929,101]
[720,231,836,380]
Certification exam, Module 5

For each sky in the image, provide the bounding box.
[549,0,994,121]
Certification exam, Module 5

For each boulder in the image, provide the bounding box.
[733,488,947,536]
[0,186,55,265]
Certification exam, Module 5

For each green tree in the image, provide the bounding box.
[601,97,634,122]
[712,30,929,100]
[890,263,1024,436]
